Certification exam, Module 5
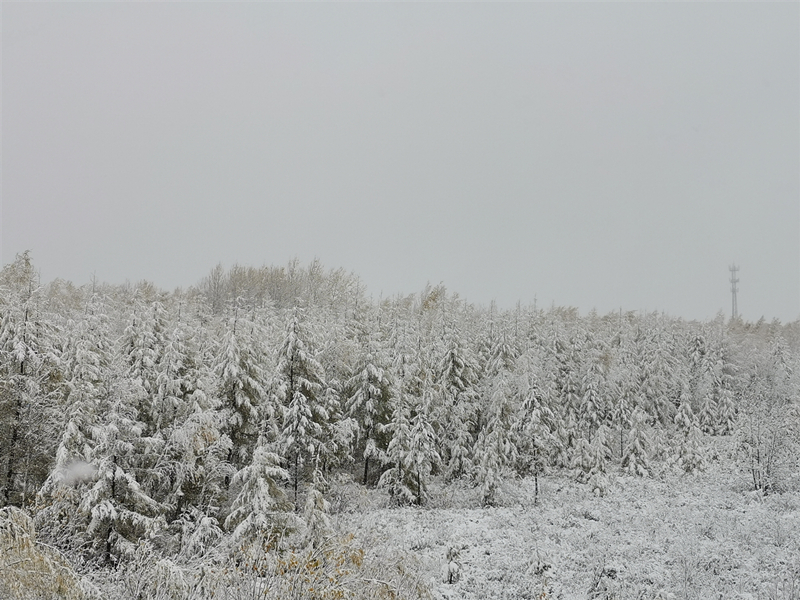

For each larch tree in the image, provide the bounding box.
[224,441,291,545]
[672,382,705,473]
[274,306,331,509]
[158,316,231,518]
[510,350,555,499]
[435,326,479,482]
[345,323,393,486]
[473,370,518,507]
[214,305,270,470]
[0,253,60,507]
[622,407,652,477]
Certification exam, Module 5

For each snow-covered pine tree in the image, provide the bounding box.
[577,331,608,440]
[608,332,637,459]
[377,323,419,505]
[711,339,737,435]
[404,386,441,506]
[345,322,393,485]
[672,383,705,473]
[0,252,59,507]
[378,376,416,505]
[79,384,165,565]
[575,423,613,495]
[120,296,169,436]
[214,305,270,469]
[510,351,556,494]
[274,306,332,508]
[224,441,291,545]
[435,326,479,482]
[38,296,164,564]
[158,315,232,518]
[621,407,651,477]
[688,329,717,434]
[552,332,582,468]
[637,328,678,426]
[301,470,333,549]
[473,371,517,506]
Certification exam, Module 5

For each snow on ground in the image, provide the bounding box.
[333,441,800,599]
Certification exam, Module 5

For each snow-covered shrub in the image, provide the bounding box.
[0,506,87,600]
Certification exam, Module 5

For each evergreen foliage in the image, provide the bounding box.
[1,257,798,596]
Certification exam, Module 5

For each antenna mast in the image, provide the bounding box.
[729,264,739,320]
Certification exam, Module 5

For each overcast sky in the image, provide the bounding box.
[3,3,798,322]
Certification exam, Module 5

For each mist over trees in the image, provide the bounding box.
[1,253,799,599]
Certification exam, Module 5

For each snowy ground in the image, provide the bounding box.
[333,442,800,599]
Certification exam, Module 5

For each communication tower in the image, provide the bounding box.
[729,264,739,320]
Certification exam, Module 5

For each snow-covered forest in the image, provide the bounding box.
[1,252,799,599]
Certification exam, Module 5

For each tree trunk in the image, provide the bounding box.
[2,389,22,507]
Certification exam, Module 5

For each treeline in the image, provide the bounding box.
[1,251,799,570]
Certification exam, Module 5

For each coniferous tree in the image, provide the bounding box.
[38,295,163,564]
[473,371,517,506]
[712,340,738,435]
[215,307,270,469]
[378,374,416,505]
[608,334,637,459]
[0,253,59,507]
[159,316,231,518]
[345,323,393,485]
[672,383,705,473]
[577,332,608,440]
[274,307,331,508]
[404,386,440,506]
[552,332,582,468]
[435,326,479,482]
[575,423,613,495]
[511,351,555,493]
[224,441,291,544]
[622,407,651,477]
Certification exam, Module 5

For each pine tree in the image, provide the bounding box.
[577,333,608,440]
[378,382,416,505]
[301,470,333,549]
[274,307,332,508]
[672,385,705,473]
[379,329,441,507]
[0,253,59,507]
[120,297,170,435]
[80,389,164,565]
[224,442,291,544]
[345,325,393,485]
[638,330,678,426]
[159,316,231,517]
[39,297,164,564]
[622,407,651,477]
[404,387,440,506]
[551,332,582,468]
[435,329,479,481]
[575,423,613,495]
[608,335,637,459]
[712,342,738,435]
[215,309,270,469]
[510,351,555,502]
[473,372,517,506]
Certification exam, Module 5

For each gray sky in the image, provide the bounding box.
[3,3,798,322]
